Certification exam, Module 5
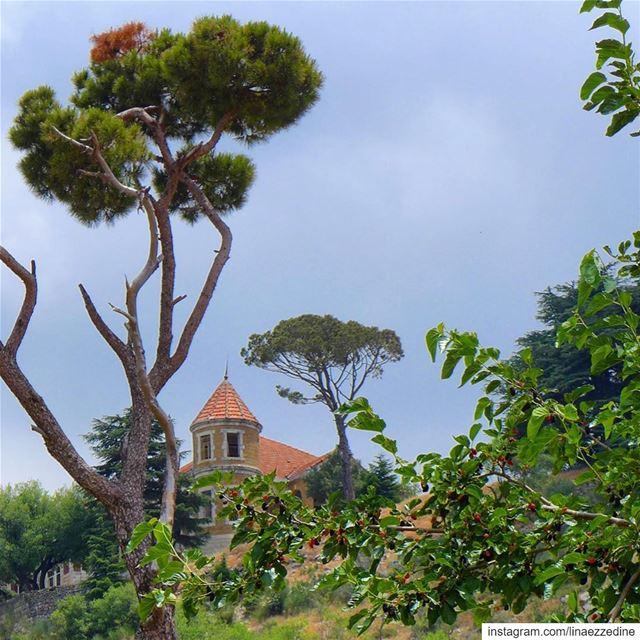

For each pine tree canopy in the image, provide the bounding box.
[9,16,322,225]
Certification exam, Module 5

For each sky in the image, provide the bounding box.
[1,1,639,491]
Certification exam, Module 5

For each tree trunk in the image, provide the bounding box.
[136,607,177,640]
[111,499,179,640]
[36,557,54,590]
[103,394,177,640]
[334,414,355,501]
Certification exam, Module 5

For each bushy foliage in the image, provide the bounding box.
[90,22,156,63]
[0,482,88,590]
[46,584,138,640]
[304,452,370,505]
[509,277,640,408]
[50,595,89,640]
[306,453,410,506]
[9,15,322,224]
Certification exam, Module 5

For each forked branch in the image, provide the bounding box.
[52,127,141,199]
[0,247,118,505]
[116,195,179,527]
[0,247,37,356]
[149,173,232,389]
[78,284,130,366]
[179,111,234,168]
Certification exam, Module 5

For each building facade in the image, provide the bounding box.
[180,374,328,553]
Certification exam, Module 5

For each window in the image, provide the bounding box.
[199,490,217,522]
[200,434,212,461]
[226,432,241,458]
[46,566,61,588]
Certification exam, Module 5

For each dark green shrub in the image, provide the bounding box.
[252,589,286,620]
[88,583,138,637]
[283,581,317,615]
[49,594,89,640]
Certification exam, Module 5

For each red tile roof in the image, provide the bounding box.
[179,436,328,479]
[192,377,259,425]
[259,436,328,479]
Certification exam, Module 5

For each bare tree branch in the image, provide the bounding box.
[125,197,162,314]
[609,567,640,622]
[490,470,631,528]
[51,126,93,153]
[152,207,177,376]
[52,126,143,199]
[116,196,179,527]
[88,131,140,198]
[117,106,174,166]
[0,347,118,505]
[0,247,37,356]
[150,174,232,391]
[179,111,235,168]
[150,112,236,375]
[78,284,130,366]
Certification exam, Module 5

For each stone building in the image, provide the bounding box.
[180,373,329,553]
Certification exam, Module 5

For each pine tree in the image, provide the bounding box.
[85,410,209,547]
[366,454,403,502]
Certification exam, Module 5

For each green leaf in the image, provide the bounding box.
[192,470,233,490]
[126,518,158,553]
[580,71,607,99]
[580,251,601,286]
[348,411,386,433]
[426,325,444,362]
[573,469,596,486]
[138,593,157,622]
[460,361,482,387]
[371,434,398,455]
[590,12,629,34]
[577,279,593,309]
[564,384,594,402]
[139,542,173,567]
[580,0,597,12]
[527,407,548,440]
[563,552,587,565]
[590,344,613,374]
[485,379,501,394]
[568,591,579,613]
[469,422,482,441]
[595,38,628,68]
[535,564,566,585]
[441,351,462,380]
[474,397,491,421]
[441,602,457,625]
[606,109,640,136]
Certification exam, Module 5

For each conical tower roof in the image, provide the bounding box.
[191,375,260,426]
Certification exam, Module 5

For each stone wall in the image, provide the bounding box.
[0,585,84,624]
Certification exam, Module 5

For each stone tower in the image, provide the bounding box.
[189,372,262,553]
